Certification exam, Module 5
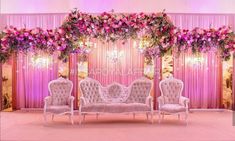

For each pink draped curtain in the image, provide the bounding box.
[173,51,222,108]
[88,40,144,86]
[16,53,59,108]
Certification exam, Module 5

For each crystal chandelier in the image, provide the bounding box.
[107,47,124,63]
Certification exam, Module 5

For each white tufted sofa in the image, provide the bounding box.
[79,77,153,124]
[44,77,74,124]
[158,76,189,124]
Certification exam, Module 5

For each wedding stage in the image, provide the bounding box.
[1,0,235,141]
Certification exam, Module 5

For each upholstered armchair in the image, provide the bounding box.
[158,77,189,124]
[44,77,74,124]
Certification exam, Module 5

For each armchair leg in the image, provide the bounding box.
[146,113,149,120]
[96,113,99,120]
[52,114,54,121]
[133,113,135,120]
[178,114,180,120]
[185,111,188,125]
[83,114,86,121]
[162,113,164,120]
[150,111,153,124]
[44,113,47,123]
[70,114,74,125]
[79,113,82,125]
[158,110,161,123]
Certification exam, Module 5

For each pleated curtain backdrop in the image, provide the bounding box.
[88,39,144,86]
[173,51,222,108]
[16,53,59,109]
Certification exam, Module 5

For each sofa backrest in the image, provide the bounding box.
[100,83,129,103]
[48,77,73,105]
[79,78,104,104]
[159,76,183,104]
[125,78,152,104]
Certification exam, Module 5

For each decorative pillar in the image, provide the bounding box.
[0,63,2,111]
[1,59,13,111]
[154,57,162,110]
[12,54,17,110]
[233,53,235,110]
[69,54,79,109]
[222,53,233,109]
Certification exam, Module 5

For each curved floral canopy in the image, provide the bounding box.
[0,9,234,63]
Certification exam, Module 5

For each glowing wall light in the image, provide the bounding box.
[186,55,205,65]
[31,55,52,68]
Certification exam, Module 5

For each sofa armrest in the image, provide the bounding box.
[157,96,164,109]
[67,96,75,108]
[179,96,189,108]
[44,96,52,112]
[80,96,87,107]
[146,96,153,110]
[44,96,52,107]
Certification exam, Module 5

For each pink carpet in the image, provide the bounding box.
[1,110,235,141]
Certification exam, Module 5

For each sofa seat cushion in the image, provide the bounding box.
[46,105,71,114]
[81,103,150,113]
[160,104,186,113]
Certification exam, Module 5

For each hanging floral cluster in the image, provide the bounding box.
[60,9,175,60]
[175,26,235,60]
[0,9,235,63]
[0,26,56,62]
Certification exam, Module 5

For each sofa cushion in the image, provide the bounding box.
[160,104,186,113]
[81,103,150,113]
[46,105,71,114]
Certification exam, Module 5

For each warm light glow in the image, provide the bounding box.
[133,38,151,53]
[186,56,204,65]
[31,55,52,68]
[107,47,124,63]
[76,38,94,53]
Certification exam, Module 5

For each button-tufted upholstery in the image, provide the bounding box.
[101,83,129,103]
[160,79,182,104]
[126,81,152,104]
[44,77,74,124]
[79,78,103,104]
[49,81,73,105]
[79,77,153,124]
[158,76,189,124]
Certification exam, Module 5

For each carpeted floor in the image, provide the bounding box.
[1,110,235,141]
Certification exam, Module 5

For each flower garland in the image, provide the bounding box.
[59,9,175,61]
[0,26,56,62]
[175,26,235,60]
[0,9,235,63]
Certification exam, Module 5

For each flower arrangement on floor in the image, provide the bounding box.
[0,9,235,63]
